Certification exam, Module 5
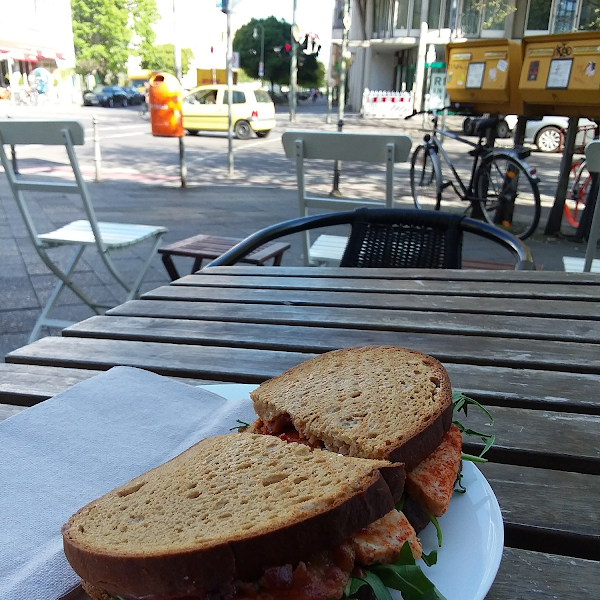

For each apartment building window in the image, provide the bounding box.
[526,0,600,33]
[459,0,509,35]
[393,0,451,32]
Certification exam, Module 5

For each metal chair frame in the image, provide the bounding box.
[583,141,600,272]
[0,119,167,341]
[207,208,535,270]
[281,131,412,265]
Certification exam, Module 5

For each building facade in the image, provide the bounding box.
[0,0,75,95]
[337,0,600,111]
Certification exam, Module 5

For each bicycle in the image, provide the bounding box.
[408,109,542,240]
[565,157,590,228]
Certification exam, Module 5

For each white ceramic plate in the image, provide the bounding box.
[200,384,504,600]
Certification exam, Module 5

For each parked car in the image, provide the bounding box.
[462,114,597,153]
[521,116,597,153]
[122,86,145,105]
[83,86,129,107]
[181,85,276,139]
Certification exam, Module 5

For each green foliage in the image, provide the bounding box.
[71,0,159,80]
[233,16,324,88]
[142,45,194,75]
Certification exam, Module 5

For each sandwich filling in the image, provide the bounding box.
[85,508,421,600]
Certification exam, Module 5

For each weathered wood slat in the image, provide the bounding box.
[460,406,600,474]
[202,265,600,285]
[63,315,600,374]
[106,300,600,343]
[141,286,600,319]
[6,337,600,413]
[5,337,314,383]
[0,363,225,406]
[0,404,26,422]
[480,462,600,559]
[176,274,600,300]
[486,547,600,599]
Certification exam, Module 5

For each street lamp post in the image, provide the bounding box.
[253,23,265,86]
[330,0,350,197]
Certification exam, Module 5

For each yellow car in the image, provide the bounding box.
[181,84,276,139]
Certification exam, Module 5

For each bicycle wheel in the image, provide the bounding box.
[410,144,442,211]
[565,160,590,228]
[475,153,541,240]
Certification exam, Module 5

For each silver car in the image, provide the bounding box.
[504,115,597,153]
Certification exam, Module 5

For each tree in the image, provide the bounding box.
[71,0,159,81]
[233,17,323,88]
[142,45,194,75]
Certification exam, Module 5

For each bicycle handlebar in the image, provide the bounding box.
[404,103,477,120]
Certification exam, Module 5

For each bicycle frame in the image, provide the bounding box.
[424,113,486,200]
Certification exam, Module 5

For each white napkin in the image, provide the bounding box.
[0,366,258,600]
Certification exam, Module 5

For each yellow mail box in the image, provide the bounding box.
[446,39,524,115]
[519,31,600,117]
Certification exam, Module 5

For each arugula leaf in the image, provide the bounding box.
[341,543,446,600]
[461,452,487,463]
[395,493,406,512]
[453,470,467,494]
[357,570,394,600]
[452,392,494,424]
[427,513,443,547]
[421,550,438,567]
[345,576,368,597]
[229,419,251,432]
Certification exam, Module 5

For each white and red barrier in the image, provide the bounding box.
[362,89,414,119]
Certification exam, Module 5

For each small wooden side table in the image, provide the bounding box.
[158,234,291,280]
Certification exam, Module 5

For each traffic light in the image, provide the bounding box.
[285,44,291,52]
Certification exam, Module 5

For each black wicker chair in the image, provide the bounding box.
[207,208,535,270]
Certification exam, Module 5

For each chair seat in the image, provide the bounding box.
[38,220,168,248]
[309,234,347,265]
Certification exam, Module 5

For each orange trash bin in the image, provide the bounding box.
[148,73,184,137]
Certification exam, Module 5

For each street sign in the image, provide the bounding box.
[258,61,264,77]
[427,72,447,110]
[232,51,240,69]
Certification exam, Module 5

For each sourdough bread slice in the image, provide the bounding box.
[62,432,404,600]
[251,346,453,470]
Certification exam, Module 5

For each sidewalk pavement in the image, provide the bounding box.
[0,107,595,360]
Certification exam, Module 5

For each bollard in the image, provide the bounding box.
[92,115,101,182]
[179,137,187,188]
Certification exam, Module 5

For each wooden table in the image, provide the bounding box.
[2,267,599,599]
[158,234,291,280]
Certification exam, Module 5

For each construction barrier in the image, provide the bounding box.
[362,89,414,119]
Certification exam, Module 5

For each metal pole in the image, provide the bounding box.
[173,0,186,187]
[226,5,234,175]
[290,0,298,122]
[254,24,265,86]
[92,115,101,182]
[545,118,578,234]
[330,0,350,197]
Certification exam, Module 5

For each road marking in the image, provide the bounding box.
[185,132,282,165]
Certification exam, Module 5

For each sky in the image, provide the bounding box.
[155,0,335,67]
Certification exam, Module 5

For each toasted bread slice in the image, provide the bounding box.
[62,433,404,600]
[251,346,453,470]
[406,424,463,517]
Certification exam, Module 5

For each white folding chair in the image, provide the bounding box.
[281,131,412,265]
[584,141,600,272]
[0,119,167,342]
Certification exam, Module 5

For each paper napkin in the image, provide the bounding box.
[0,366,258,600]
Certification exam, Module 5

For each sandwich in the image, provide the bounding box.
[250,346,463,528]
[62,432,418,600]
